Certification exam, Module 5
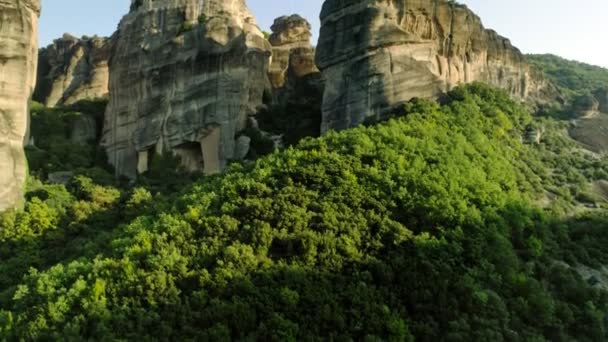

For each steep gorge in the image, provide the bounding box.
[0,0,40,211]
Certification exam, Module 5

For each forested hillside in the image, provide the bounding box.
[528,54,608,97]
[1,84,607,340]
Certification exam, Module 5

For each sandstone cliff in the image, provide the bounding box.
[316,0,552,132]
[102,0,271,179]
[262,15,324,145]
[34,34,111,107]
[268,14,319,92]
[0,0,40,211]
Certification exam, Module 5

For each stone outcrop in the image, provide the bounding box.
[102,0,271,179]
[0,0,40,211]
[265,14,324,145]
[34,34,111,107]
[268,14,319,91]
[316,0,553,132]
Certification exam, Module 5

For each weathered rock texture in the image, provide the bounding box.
[268,14,319,91]
[265,15,324,145]
[102,0,271,178]
[34,34,111,107]
[0,0,40,211]
[316,0,551,132]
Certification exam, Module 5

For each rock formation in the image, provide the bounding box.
[316,0,552,132]
[0,0,40,211]
[268,15,320,92]
[34,34,111,107]
[265,15,324,145]
[102,0,271,178]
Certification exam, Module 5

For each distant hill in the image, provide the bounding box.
[528,54,608,97]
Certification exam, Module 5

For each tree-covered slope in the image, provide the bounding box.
[528,54,608,97]
[1,84,607,340]
[528,54,608,154]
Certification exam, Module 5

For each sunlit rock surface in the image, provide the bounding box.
[0,0,40,210]
[102,0,271,178]
[34,34,111,107]
[268,14,319,91]
[316,0,554,132]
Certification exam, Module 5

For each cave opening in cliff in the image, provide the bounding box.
[173,141,204,173]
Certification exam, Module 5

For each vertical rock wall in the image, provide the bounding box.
[316,0,552,132]
[102,0,271,178]
[34,34,111,107]
[0,0,40,211]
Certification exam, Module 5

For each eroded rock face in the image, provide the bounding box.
[0,0,40,211]
[102,0,271,178]
[268,14,319,91]
[316,0,551,132]
[265,15,324,144]
[34,34,111,107]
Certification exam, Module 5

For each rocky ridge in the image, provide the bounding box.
[316,0,555,132]
[34,34,111,107]
[101,0,271,178]
[0,0,40,211]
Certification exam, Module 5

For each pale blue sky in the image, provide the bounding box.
[39,0,607,68]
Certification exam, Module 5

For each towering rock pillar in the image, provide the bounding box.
[316,0,545,132]
[0,0,40,211]
[265,15,325,144]
[102,0,271,179]
[268,14,320,92]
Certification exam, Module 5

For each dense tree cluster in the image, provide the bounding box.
[0,84,607,340]
[26,99,111,181]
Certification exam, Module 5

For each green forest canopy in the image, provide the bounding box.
[0,84,607,340]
